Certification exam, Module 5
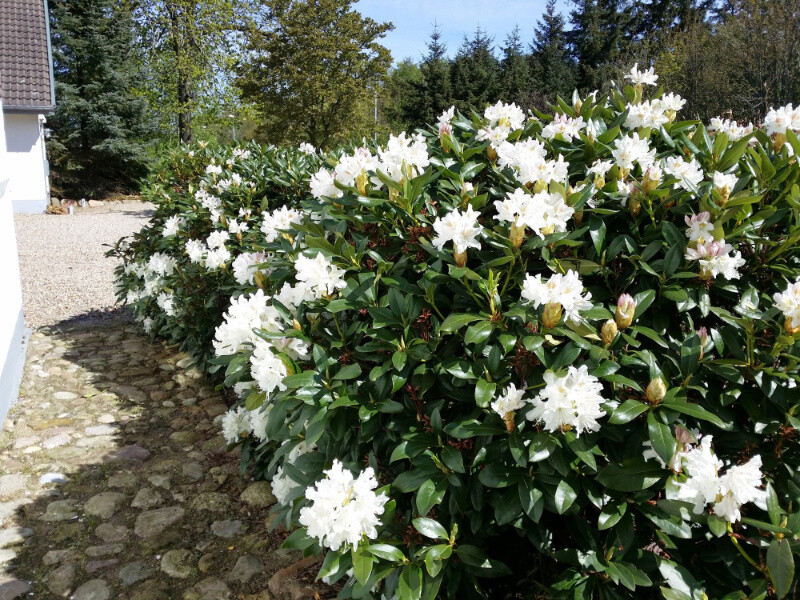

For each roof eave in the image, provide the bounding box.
[2,104,56,115]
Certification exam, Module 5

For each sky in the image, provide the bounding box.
[355,0,569,63]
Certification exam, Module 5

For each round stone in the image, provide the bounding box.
[41,499,77,521]
[240,482,276,508]
[160,549,195,579]
[227,555,263,584]
[119,561,154,587]
[72,579,111,600]
[94,523,128,543]
[46,563,77,595]
[131,488,162,509]
[85,492,125,519]
[210,520,242,538]
[134,506,185,538]
[0,474,27,499]
[189,493,229,513]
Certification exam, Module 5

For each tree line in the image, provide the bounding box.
[46,0,800,197]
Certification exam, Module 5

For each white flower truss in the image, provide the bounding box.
[162,215,184,237]
[521,270,593,323]
[378,132,431,182]
[684,212,715,243]
[612,132,656,171]
[773,277,800,329]
[494,188,574,240]
[294,252,347,299]
[250,338,289,397]
[212,290,284,356]
[491,384,527,419]
[232,251,269,286]
[662,156,703,191]
[261,206,304,243]
[299,459,389,551]
[432,205,483,254]
[526,365,606,436]
[624,63,658,86]
[221,406,252,444]
[685,239,745,280]
[272,440,318,506]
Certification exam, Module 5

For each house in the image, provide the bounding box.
[0,0,52,423]
[0,0,56,214]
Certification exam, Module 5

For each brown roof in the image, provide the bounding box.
[0,0,55,111]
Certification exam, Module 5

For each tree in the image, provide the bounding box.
[385,60,425,132]
[48,0,155,196]
[133,0,250,143]
[414,24,454,127]
[450,28,500,112]
[499,26,532,105]
[531,0,576,101]
[235,0,393,148]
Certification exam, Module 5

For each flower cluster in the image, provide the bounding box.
[521,270,592,324]
[494,188,573,244]
[527,366,606,436]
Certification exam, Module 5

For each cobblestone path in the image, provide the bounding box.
[0,315,325,599]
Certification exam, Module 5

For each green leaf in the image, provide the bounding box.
[368,544,406,563]
[597,457,664,492]
[475,378,496,408]
[440,314,483,333]
[334,363,362,380]
[608,400,649,424]
[353,548,374,584]
[413,517,448,540]
[398,565,423,600]
[555,479,578,514]
[416,479,445,516]
[662,401,727,429]
[680,334,701,377]
[465,321,494,345]
[767,538,794,599]
[599,502,627,530]
[648,412,676,466]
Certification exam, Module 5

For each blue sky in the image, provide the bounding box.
[355,0,569,63]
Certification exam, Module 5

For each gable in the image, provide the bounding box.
[0,0,55,112]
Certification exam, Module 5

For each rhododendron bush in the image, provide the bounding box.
[112,66,800,600]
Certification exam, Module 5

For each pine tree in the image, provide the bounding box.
[450,28,500,112]
[235,0,393,148]
[415,25,454,126]
[48,0,155,197]
[385,60,424,132]
[531,0,576,99]
[499,26,532,105]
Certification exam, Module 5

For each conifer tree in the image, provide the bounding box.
[499,26,532,105]
[450,28,500,112]
[415,25,454,126]
[48,0,155,196]
[531,0,576,99]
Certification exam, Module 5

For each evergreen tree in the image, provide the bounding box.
[450,28,500,112]
[568,0,634,91]
[235,0,393,148]
[385,60,424,132]
[48,0,155,197]
[531,0,576,99]
[499,26,532,105]
[415,25,454,126]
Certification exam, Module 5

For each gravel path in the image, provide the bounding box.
[14,201,154,328]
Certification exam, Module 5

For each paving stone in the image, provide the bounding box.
[40,499,77,521]
[54,391,78,400]
[190,492,229,513]
[170,431,201,444]
[0,549,17,564]
[210,520,242,538]
[108,473,137,488]
[94,523,128,543]
[184,577,231,600]
[227,555,263,584]
[85,559,118,574]
[131,488,162,509]
[182,462,204,481]
[39,472,67,485]
[240,482,276,508]
[120,561,154,587]
[85,424,119,437]
[45,562,77,596]
[86,544,124,557]
[42,433,72,449]
[72,578,111,600]
[0,578,31,599]
[0,528,31,548]
[97,414,116,424]
[160,549,195,579]
[42,548,78,566]
[84,492,125,519]
[112,444,151,461]
[147,474,171,489]
[0,475,26,499]
[134,506,185,538]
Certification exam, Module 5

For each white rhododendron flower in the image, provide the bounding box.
[670,436,767,523]
[685,239,745,280]
[221,407,252,444]
[334,147,381,190]
[496,139,569,186]
[147,252,176,277]
[186,239,206,264]
[195,188,222,211]
[204,246,231,270]
[541,114,586,142]
[232,251,268,286]
[624,100,668,129]
[294,252,346,298]
[250,339,288,397]
[712,171,738,195]
[437,106,456,136]
[232,147,251,160]
[773,278,800,329]
[526,365,606,436]
[494,188,574,239]
[272,440,318,505]
[261,206,304,243]
[310,168,341,200]
[378,132,430,182]
[662,156,703,191]
[228,219,248,235]
[491,384,527,419]
[764,104,800,136]
[141,316,154,333]
[684,212,715,242]
[588,159,613,178]
[521,270,592,322]
[709,117,754,140]
[156,291,176,316]
[205,163,222,175]
[624,63,658,86]
[484,100,525,131]
[206,230,230,250]
[299,459,388,551]
[612,132,656,170]
[432,205,483,254]
[657,92,686,113]
[162,215,183,237]
[213,290,283,356]
[476,124,512,148]
[299,142,316,155]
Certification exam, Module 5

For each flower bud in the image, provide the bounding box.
[487,146,497,163]
[509,223,526,248]
[601,319,618,346]
[785,317,800,336]
[356,171,369,196]
[502,412,516,433]
[642,165,662,193]
[774,133,787,153]
[593,174,606,189]
[533,180,547,194]
[646,377,667,405]
[573,98,583,113]
[454,249,468,268]
[697,327,709,359]
[628,197,641,217]
[615,294,637,329]
[542,301,563,329]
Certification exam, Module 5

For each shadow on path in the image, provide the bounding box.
[0,311,325,600]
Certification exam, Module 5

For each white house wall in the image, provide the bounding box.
[4,112,49,213]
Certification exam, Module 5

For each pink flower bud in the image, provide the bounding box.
[615,293,637,329]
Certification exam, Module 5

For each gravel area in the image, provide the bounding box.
[14,201,154,328]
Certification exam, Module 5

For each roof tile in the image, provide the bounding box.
[0,0,54,109]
